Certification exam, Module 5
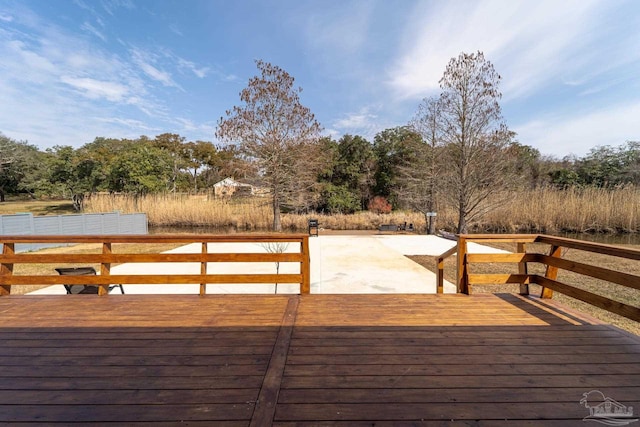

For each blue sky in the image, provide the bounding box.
[0,0,638,157]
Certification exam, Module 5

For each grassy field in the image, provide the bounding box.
[0,199,76,216]
[409,241,640,335]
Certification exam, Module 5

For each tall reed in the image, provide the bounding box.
[84,186,640,233]
[85,193,273,229]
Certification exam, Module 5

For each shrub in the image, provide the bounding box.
[368,196,392,214]
[326,185,361,214]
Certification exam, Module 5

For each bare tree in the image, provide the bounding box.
[438,51,516,233]
[216,60,322,231]
[400,96,445,234]
[260,241,290,294]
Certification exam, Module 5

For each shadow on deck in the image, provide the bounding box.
[1,293,639,425]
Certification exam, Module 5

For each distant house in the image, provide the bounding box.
[213,178,255,198]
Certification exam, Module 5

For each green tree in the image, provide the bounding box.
[576,145,622,187]
[183,140,219,192]
[619,141,640,184]
[0,135,43,201]
[217,60,322,231]
[373,126,421,207]
[154,133,189,193]
[575,142,640,187]
[323,184,361,214]
[334,134,375,209]
[108,143,172,195]
[507,143,543,189]
[46,145,104,210]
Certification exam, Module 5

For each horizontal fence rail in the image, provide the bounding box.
[445,234,640,322]
[0,234,311,296]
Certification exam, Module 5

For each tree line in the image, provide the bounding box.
[1,52,638,232]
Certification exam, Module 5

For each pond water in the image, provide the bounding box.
[149,226,640,246]
[560,232,640,246]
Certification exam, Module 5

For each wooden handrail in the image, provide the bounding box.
[436,245,457,294]
[455,234,640,322]
[0,234,311,296]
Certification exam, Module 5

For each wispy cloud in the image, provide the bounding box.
[177,57,209,78]
[130,48,180,88]
[331,106,389,142]
[100,0,134,16]
[98,117,160,133]
[60,76,128,101]
[169,24,183,37]
[0,6,200,148]
[387,0,619,101]
[0,13,13,22]
[73,0,98,16]
[514,101,640,157]
[81,21,106,41]
[334,109,378,130]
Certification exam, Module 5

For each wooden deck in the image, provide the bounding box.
[1,293,639,425]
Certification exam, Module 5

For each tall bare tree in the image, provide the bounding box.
[216,60,322,231]
[400,96,445,234]
[438,51,516,233]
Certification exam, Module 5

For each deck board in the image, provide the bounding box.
[0,293,638,425]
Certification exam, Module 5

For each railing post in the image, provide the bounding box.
[436,246,457,294]
[0,242,15,296]
[541,245,562,299]
[457,235,468,294]
[517,242,529,295]
[300,236,310,294]
[200,242,207,296]
[437,255,444,294]
[99,242,111,296]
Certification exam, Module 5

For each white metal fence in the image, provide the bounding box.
[0,212,147,253]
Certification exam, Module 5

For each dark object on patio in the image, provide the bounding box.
[308,219,319,236]
[439,230,457,241]
[55,267,124,294]
[378,224,398,232]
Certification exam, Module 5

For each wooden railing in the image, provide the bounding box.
[436,245,457,294]
[0,234,311,295]
[441,234,640,322]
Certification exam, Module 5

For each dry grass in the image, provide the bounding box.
[409,241,640,335]
[479,186,640,233]
[84,193,426,231]
[2,186,639,233]
[82,187,640,233]
[85,193,274,228]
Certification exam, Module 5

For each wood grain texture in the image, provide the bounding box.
[0,293,638,425]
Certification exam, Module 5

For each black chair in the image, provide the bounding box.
[55,267,124,294]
